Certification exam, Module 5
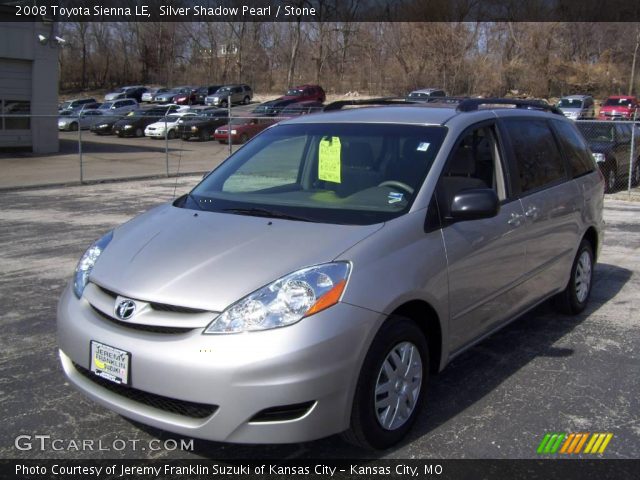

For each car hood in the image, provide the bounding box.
[146,120,175,128]
[90,204,382,312]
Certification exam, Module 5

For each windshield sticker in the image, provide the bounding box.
[417,142,430,152]
[388,192,404,204]
[319,136,342,183]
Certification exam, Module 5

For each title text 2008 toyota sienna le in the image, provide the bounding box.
[58,98,604,449]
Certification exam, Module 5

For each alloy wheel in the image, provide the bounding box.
[575,250,592,303]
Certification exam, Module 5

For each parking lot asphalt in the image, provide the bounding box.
[0,177,638,460]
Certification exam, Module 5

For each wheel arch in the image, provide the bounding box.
[390,300,443,374]
[582,226,600,262]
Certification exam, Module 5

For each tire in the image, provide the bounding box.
[199,130,209,141]
[69,122,78,132]
[239,133,249,144]
[220,100,228,109]
[167,130,176,140]
[243,96,250,105]
[135,128,143,138]
[344,317,428,450]
[632,158,640,187]
[181,135,190,141]
[604,163,617,193]
[554,239,594,315]
[218,140,225,144]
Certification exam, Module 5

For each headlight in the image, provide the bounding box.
[592,152,605,163]
[204,262,351,334]
[231,129,237,134]
[73,231,113,298]
[191,126,198,131]
[98,124,108,128]
[123,124,133,129]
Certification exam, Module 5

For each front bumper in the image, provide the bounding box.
[145,128,167,138]
[57,285,379,443]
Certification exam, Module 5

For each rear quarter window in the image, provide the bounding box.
[503,118,567,194]
[551,120,595,178]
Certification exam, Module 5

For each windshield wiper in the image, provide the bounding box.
[223,207,315,222]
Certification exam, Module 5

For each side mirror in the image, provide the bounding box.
[449,188,499,221]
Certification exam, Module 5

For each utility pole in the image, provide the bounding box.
[629,26,640,96]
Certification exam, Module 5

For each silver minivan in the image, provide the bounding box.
[58,98,604,449]
[557,95,595,120]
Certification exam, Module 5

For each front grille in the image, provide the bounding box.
[96,284,209,315]
[91,307,195,334]
[249,401,315,423]
[73,362,218,419]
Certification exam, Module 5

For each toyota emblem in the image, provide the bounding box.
[115,299,136,320]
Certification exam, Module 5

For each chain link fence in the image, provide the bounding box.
[0,98,324,190]
[575,119,640,197]
[2,101,640,198]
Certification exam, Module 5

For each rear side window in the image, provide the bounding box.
[551,120,595,178]
[503,119,567,194]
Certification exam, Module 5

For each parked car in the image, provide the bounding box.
[195,85,223,105]
[113,106,181,138]
[251,98,299,116]
[141,88,170,103]
[90,116,122,135]
[213,116,275,144]
[577,121,640,192]
[58,110,107,131]
[280,84,326,103]
[154,87,189,105]
[97,98,138,116]
[144,112,198,139]
[172,86,200,105]
[205,84,252,107]
[557,95,595,120]
[598,95,640,120]
[58,97,603,450]
[58,98,99,113]
[175,108,229,141]
[405,88,447,102]
[278,101,324,118]
[104,86,147,102]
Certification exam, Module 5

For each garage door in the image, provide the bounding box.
[0,58,32,147]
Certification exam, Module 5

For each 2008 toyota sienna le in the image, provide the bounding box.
[58,98,604,449]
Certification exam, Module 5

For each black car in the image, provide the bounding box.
[577,121,640,192]
[113,107,180,138]
[251,99,299,117]
[195,85,223,105]
[176,109,229,141]
[90,115,122,135]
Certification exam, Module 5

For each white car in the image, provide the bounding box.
[144,112,196,139]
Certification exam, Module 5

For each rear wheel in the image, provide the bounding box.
[604,164,617,193]
[554,239,594,315]
[344,317,428,450]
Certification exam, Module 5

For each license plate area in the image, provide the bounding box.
[90,340,130,385]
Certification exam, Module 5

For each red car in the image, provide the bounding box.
[172,86,199,105]
[598,95,639,120]
[214,116,275,144]
[280,84,326,103]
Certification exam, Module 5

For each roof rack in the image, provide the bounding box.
[323,97,410,111]
[456,98,563,115]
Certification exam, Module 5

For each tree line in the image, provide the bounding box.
[58,21,640,99]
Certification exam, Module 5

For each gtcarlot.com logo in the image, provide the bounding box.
[537,432,613,455]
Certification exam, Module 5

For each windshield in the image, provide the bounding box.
[183,123,447,225]
[604,98,633,107]
[558,99,583,108]
[98,102,113,109]
[60,101,72,109]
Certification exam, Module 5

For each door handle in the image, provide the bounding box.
[524,206,539,218]
[507,212,523,226]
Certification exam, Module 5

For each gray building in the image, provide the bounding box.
[0,16,59,153]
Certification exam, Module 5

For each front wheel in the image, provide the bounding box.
[604,164,617,193]
[344,317,428,450]
[632,158,640,186]
[554,239,594,315]
[167,129,176,140]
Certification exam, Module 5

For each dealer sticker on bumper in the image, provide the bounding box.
[90,340,130,385]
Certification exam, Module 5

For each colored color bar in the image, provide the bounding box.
[537,433,552,454]
[584,433,598,453]
[591,433,606,453]
[544,434,559,454]
[550,433,566,453]
[598,433,613,454]
[574,433,589,453]
[567,433,583,453]
[560,433,575,454]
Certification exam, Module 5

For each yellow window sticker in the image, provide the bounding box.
[318,136,342,183]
